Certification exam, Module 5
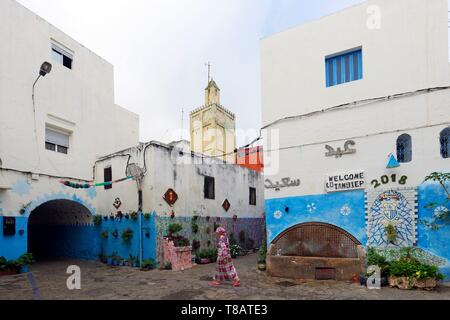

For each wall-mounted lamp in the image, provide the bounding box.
[39,61,52,77]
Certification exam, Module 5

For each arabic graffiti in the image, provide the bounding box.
[325,140,356,158]
[265,178,301,190]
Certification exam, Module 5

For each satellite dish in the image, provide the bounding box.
[127,163,144,180]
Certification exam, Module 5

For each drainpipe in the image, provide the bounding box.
[139,211,143,270]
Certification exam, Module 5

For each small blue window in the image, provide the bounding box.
[326,48,363,87]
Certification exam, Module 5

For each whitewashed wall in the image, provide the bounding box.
[0,0,139,182]
[261,0,450,199]
[95,142,265,219]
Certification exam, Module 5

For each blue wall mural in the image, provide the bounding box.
[265,190,367,245]
[417,183,450,278]
[99,213,157,264]
[0,216,28,260]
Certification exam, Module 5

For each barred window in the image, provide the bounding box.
[441,127,450,159]
[397,134,412,163]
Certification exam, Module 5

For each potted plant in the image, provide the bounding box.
[191,220,199,234]
[101,230,109,239]
[257,235,267,271]
[361,248,390,287]
[230,244,243,259]
[168,223,183,237]
[112,229,119,239]
[130,211,139,221]
[0,257,17,276]
[121,229,134,243]
[93,215,103,226]
[141,259,156,271]
[144,213,151,220]
[198,250,211,264]
[17,253,34,274]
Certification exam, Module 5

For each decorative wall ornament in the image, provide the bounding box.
[386,154,400,169]
[341,205,352,216]
[113,198,122,209]
[325,140,356,158]
[265,178,301,190]
[273,210,283,220]
[222,199,231,212]
[434,206,449,218]
[371,174,408,189]
[164,189,178,206]
[325,171,365,193]
[366,188,418,248]
[307,203,317,214]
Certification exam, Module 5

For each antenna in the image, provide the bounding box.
[181,108,184,140]
[205,61,211,83]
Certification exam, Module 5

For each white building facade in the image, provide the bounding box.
[262,0,450,279]
[0,0,139,260]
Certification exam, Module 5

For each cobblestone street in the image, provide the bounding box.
[1,254,450,300]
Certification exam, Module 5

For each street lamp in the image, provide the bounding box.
[32,61,52,112]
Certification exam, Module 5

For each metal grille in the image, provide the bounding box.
[441,128,449,159]
[270,222,360,258]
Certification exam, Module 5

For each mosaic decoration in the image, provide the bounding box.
[434,206,449,218]
[11,180,32,196]
[164,189,178,206]
[372,247,447,267]
[366,188,417,247]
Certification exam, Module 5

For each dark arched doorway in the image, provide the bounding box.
[268,222,364,281]
[28,200,99,261]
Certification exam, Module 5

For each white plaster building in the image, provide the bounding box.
[0,0,139,260]
[261,0,450,280]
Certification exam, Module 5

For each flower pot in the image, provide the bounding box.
[200,258,211,265]
[107,258,113,265]
[257,263,267,271]
[414,278,438,291]
[388,276,414,290]
[0,270,17,276]
[19,265,30,274]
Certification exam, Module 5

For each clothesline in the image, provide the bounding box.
[60,176,134,189]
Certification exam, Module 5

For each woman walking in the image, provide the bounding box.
[210,227,241,287]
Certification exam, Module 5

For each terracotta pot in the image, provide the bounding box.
[200,258,211,265]
[414,278,438,290]
[0,270,17,276]
[388,276,414,290]
[258,263,267,271]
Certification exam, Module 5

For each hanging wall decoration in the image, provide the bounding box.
[60,176,133,189]
[325,140,356,158]
[222,199,231,212]
[164,189,178,206]
[113,198,122,209]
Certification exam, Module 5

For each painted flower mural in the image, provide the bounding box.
[273,210,283,220]
[340,205,351,216]
[307,203,317,214]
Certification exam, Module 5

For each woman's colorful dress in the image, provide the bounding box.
[214,234,239,282]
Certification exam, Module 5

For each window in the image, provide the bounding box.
[249,187,256,206]
[441,127,450,159]
[45,128,69,154]
[104,167,112,190]
[52,43,73,69]
[326,48,363,87]
[204,176,215,200]
[397,134,412,163]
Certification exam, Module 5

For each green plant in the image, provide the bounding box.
[389,256,444,281]
[366,247,390,276]
[17,253,34,266]
[420,172,450,230]
[168,223,183,236]
[191,220,199,234]
[144,213,151,220]
[229,233,237,246]
[93,215,103,226]
[173,236,190,247]
[142,259,156,270]
[121,229,134,243]
[258,240,267,264]
[385,223,397,244]
[239,230,246,244]
[101,231,109,239]
[192,240,201,252]
[130,211,139,221]
[230,244,243,259]
[164,262,172,270]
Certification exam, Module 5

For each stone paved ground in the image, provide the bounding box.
[1,254,449,300]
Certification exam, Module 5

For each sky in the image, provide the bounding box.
[16,0,364,146]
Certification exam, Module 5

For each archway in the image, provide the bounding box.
[268,222,364,281]
[28,200,99,261]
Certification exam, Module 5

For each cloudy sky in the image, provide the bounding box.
[17,0,363,146]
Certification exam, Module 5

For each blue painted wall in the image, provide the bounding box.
[417,183,450,278]
[100,213,157,263]
[0,216,28,260]
[265,190,367,245]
